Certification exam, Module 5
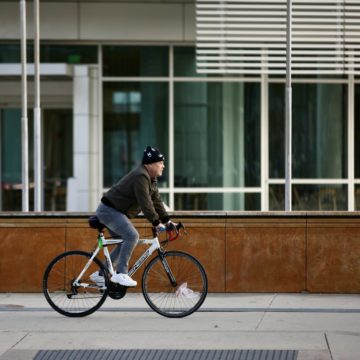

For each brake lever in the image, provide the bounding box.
[167,222,186,241]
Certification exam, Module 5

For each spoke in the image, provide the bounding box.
[44,251,108,317]
[142,252,207,317]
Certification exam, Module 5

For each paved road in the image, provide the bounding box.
[1,293,360,360]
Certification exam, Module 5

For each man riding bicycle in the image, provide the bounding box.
[91,146,176,287]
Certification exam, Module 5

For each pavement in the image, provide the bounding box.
[1,292,360,360]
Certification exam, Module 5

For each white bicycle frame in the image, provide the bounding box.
[73,231,163,287]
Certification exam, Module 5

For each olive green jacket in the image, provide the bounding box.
[102,164,169,225]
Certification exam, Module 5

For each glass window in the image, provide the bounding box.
[356,185,360,210]
[175,193,260,211]
[293,184,347,211]
[0,44,97,64]
[42,109,73,211]
[269,185,285,211]
[269,84,285,179]
[174,82,260,188]
[269,83,347,179]
[174,46,253,79]
[355,85,360,179]
[0,109,23,210]
[0,108,72,211]
[269,84,285,178]
[293,84,347,178]
[41,45,97,64]
[174,46,205,77]
[102,46,168,77]
[159,193,169,209]
[103,82,168,187]
[270,184,348,210]
[0,45,26,63]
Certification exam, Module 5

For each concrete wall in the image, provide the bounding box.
[0,212,359,293]
[0,2,195,42]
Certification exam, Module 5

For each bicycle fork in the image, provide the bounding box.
[158,251,177,287]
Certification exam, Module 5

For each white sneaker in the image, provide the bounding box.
[111,273,137,287]
[90,271,105,286]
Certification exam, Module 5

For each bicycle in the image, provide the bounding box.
[43,216,208,318]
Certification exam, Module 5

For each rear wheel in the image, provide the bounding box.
[142,251,208,318]
[43,250,108,317]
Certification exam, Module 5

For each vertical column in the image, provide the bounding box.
[169,45,174,211]
[285,0,293,211]
[261,71,269,211]
[20,0,29,212]
[33,0,42,211]
[0,111,2,211]
[67,65,100,211]
[348,74,355,211]
[89,66,101,210]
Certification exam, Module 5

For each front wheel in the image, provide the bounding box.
[142,251,208,318]
[43,250,109,317]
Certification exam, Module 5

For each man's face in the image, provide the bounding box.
[147,161,165,178]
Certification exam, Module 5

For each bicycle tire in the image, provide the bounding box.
[43,250,108,317]
[142,251,208,318]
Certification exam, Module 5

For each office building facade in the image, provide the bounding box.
[0,1,359,211]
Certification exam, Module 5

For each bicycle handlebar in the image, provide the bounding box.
[152,222,185,242]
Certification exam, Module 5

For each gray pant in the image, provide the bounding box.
[96,202,139,274]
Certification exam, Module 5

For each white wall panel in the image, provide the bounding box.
[79,3,183,41]
[185,4,196,41]
[0,3,21,38]
[0,80,72,107]
[0,2,191,42]
[0,2,78,40]
[39,3,79,40]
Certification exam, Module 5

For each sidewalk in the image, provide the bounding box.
[1,293,360,360]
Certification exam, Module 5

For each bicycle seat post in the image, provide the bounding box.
[97,231,105,249]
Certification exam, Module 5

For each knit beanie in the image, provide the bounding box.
[142,146,165,164]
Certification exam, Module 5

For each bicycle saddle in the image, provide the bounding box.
[88,215,105,231]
